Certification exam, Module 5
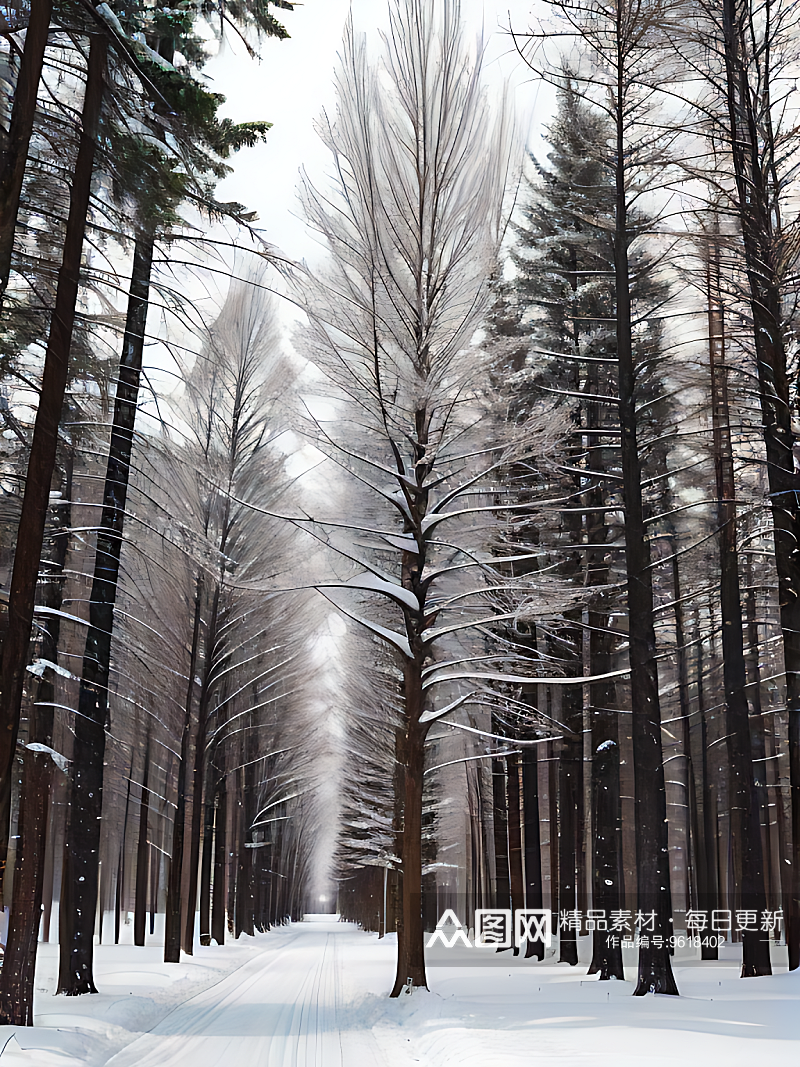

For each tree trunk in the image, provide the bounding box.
[558,723,580,966]
[114,776,130,945]
[211,774,227,946]
[0,0,54,299]
[522,746,544,960]
[548,738,559,928]
[182,582,216,954]
[587,612,623,980]
[164,717,191,962]
[671,539,695,916]
[390,658,427,997]
[707,236,770,976]
[492,754,510,909]
[0,454,71,1024]
[57,224,154,995]
[613,48,677,993]
[694,621,719,961]
[199,763,216,946]
[0,36,106,908]
[507,753,524,956]
[720,0,800,970]
[133,735,151,947]
[163,574,204,962]
[745,551,776,912]
[235,760,255,939]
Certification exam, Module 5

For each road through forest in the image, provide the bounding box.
[102,917,387,1067]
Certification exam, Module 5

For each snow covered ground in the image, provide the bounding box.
[0,916,799,1066]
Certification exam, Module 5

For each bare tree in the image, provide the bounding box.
[294,0,596,996]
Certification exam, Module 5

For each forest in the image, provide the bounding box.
[0,0,798,1038]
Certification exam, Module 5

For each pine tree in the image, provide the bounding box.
[495,62,674,986]
[494,82,625,978]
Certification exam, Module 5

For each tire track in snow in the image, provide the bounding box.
[102,923,346,1067]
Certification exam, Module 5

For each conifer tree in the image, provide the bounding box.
[497,37,675,988]
[493,82,625,978]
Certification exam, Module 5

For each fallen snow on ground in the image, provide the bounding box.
[0,917,799,1065]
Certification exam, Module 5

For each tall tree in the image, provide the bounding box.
[515,0,681,994]
[0,29,106,904]
[56,5,281,993]
[296,0,551,995]
[501,83,627,978]
[705,225,770,975]
[709,0,800,970]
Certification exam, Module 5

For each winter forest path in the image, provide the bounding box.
[102,917,382,1067]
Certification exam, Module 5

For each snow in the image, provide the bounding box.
[2,917,800,1065]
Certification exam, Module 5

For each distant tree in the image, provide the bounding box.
[162,265,305,961]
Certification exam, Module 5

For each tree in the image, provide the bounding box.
[0,27,107,906]
[53,3,281,995]
[162,264,304,960]
[704,221,770,975]
[514,0,681,994]
[296,0,542,995]
[691,0,800,970]
[492,82,628,978]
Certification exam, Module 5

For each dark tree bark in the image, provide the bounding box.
[133,734,151,947]
[199,762,216,946]
[57,223,153,995]
[182,583,217,954]
[211,773,227,946]
[390,657,427,996]
[670,537,695,917]
[589,734,624,979]
[0,454,72,1025]
[548,739,559,929]
[0,35,106,905]
[719,0,800,970]
[164,712,192,960]
[522,746,544,960]
[163,573,204,962]
[234,762,255,938]
[585,401,624,978]
[558,723,580,966]
[707,236,770,976]
[693,620,720,960]
[612,29,677,992]
[744,553,777,912]
[0,0,54,300]
[115,771,132,945]
[492,755,510,909]
[507,753,525,956]
[587,604,623,977]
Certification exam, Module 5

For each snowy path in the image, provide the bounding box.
[102,918,376,1067]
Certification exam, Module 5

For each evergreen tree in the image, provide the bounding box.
[493,77,671,982]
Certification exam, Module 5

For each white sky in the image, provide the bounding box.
[206,0,551,263]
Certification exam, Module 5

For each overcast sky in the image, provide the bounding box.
[206,0,551,263]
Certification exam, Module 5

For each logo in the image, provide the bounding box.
[425,908,552,950]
